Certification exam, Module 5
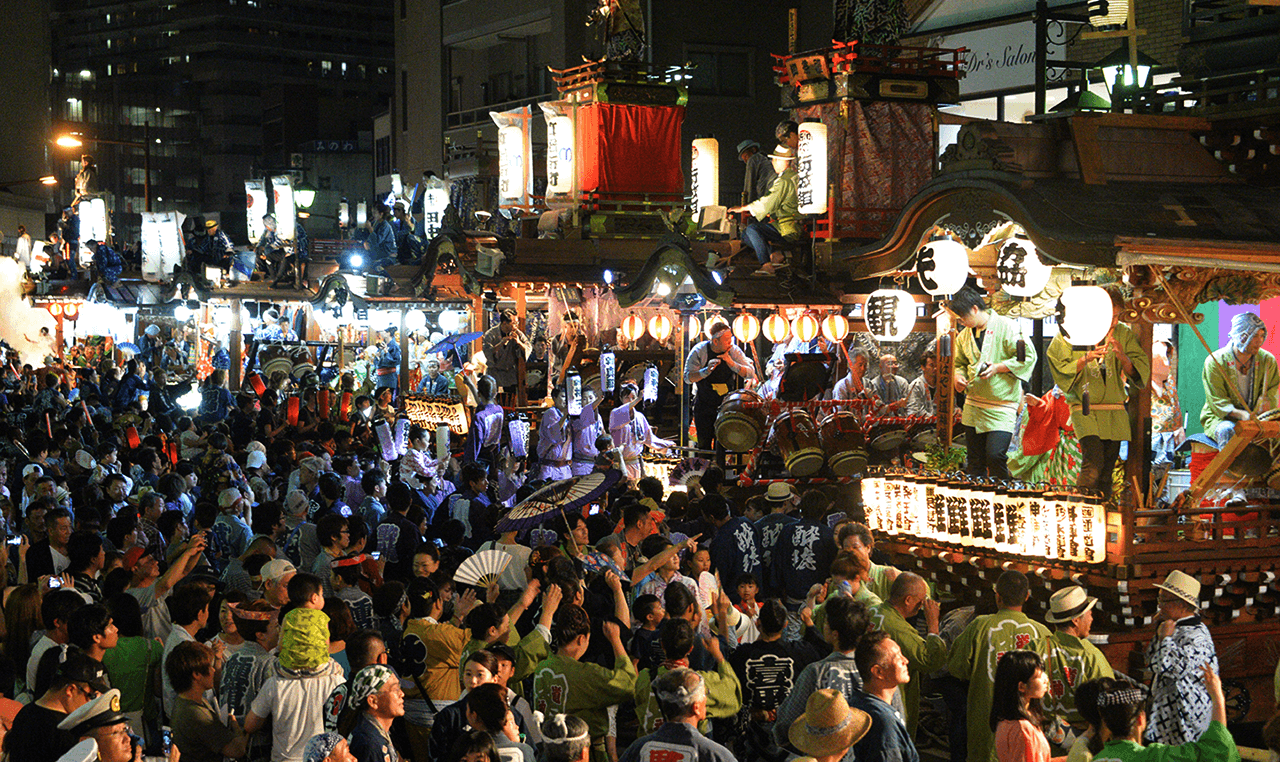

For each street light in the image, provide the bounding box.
[1096,45,1159,106]
[54,123,153,212]
[0,176,57,190]
[294,182,317,209]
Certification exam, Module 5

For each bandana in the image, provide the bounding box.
[1097,687,1148,708]
[349,665,398,709]
[1230,312,1266,354]
[228,604,277,622]
[330,554,368,568]
[303,733,343,762]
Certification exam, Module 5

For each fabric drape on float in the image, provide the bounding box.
[577,103,685,195]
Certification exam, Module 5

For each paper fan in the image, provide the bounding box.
[669,457,710,486]
[454,549,512,589]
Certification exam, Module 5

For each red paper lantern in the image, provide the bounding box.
[287,397,301,426]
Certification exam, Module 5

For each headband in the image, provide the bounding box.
[330,554,368,569]
[1097,688,1146,708]
[542,714,589,745]
[228,604,277,622]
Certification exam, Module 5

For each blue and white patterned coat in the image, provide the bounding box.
[1145,615,1218,745]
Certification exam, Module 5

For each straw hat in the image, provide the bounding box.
[765,483,797,503]
[1045,586,1098,624]
[767,144,797,161]
[788,689,871,758]
[1155,570,1201,607]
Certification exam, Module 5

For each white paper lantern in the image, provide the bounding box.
[996,238,1051,298]
[686,315,702,340]
[245,180,268,243]
[1088,0,1129,30]
[763,314,789,343]
[732,313,760,344]
[620,313,646,342]
[647,314,673,343]
[497,124,527,202]
[271,176,296,240]
[546,114,575,196]
[866,289,917,342]
[80,197,109,245]
[792,314,819,343]
[356,201,367,227]
[916,239,970,296]
[797,121,828,215]
[422,173,450,239]
[821,314,849,343]
[1058,285,1114,348]
[691,137,719,211]
[405,309,427,332]
[438,310,461,333]
[703,314,728,340]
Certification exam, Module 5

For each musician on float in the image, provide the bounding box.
[1047,285,1148,499]
[950,285,1037,479]
[870,353,909,412]
[538,386,574,482]
[831,349,883,414]
[571,387,606,476]
[610,381,674,480]
[683,321,756,451]
[905,343,938,417]
[1200,311,1278,446]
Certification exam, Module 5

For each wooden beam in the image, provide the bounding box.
[1070,116,1107,185]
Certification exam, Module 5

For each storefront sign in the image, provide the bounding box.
[932,21,1063,97]
[405,396,470,435]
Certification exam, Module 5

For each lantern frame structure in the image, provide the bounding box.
[865,289,917,342]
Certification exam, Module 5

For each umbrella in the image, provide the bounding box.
[425,331,483,367]
[496,469,623,532]
[117,342,141,355]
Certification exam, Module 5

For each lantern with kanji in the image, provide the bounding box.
[916,239,969,296]
[1057,285,1114,348]
[865,289,917,342]
[821,314,849,343]
[797,121,828,215]
[763,314,789,343]
[996,238,1052,298]
[733,313,760,343]
[691,137,719,211]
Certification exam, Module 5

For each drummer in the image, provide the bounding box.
[684,321,756,451]
[610,381,675,480]
[1200,311,1279,447]
[537,386,574,481]
[950,284,1037,479]
[831,349,882,413]
[906,344,937,416]
[572,387,606,476]
[1047,284,1149,499]
[870,354,909,412]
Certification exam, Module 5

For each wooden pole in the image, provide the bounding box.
[230,298,242,391]
[399,308,409,399]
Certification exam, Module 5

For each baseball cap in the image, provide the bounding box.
[22,464,42,478]
[218,487,243,509]
[122,546,154,572]
[261,559,297,584]
[247,451,267,470]
[56,652,112,695]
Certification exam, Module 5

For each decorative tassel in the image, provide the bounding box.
[940,334,952,358]
[375,421,396,461]
[1016,338,1026,363]
[1082,387,1091,416]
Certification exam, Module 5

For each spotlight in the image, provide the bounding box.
[603,269,614,285]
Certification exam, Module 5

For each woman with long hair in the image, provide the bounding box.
[2,586,41,697]
[990,651,1061,762]
[1088,664,1233,761]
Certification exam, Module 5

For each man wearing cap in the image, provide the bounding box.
[1201,310,1279,448]
[261,558,298,608]
[946,570,1051,762]
[213,487,253,559]
[346,665,405,762]
[125,531,207,641]
[619,668,737,762]
[1147,570,1218,746]
[726,144,801,276]
[55,688,134,762]
[737,139,775,206]
[786,688,871,762]
[8,651,110,762]
[1043,585,1113,742]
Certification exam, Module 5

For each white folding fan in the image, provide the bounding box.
[454,549,513,589]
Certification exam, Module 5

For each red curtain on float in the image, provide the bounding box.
[577,103,685,196]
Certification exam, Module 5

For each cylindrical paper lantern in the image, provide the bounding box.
[997,238,1052,298]
[691,137,720,211]
[797,121,828,215]
[1058,285,1114,348]
[821,314,849,343]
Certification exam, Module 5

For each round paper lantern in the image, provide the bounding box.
[438,310,461,333]
[703,315,728,340]
[732,313,760,343]
[647,314,673,343]
[792,314,819,343]
[996,238,1052,298]
[1058,285,1114,347]
[621,313,646,342]
[916,239,970,296]
[763,314,790,343]
[821,313,849,343]
[405,309,427,332]
[48,303,63,317]
[866,289,917,342]
[64,303,79,320]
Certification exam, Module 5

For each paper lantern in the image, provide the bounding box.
[405,309,427,332]
[797,121,828,215]
[732,313,760,344]
[691,137,719,210]
[245,180,268,243]
[600,351,616,393]
[916,239,970,296]
[48,303,63,317]
[1088,0,1129,30]
[686,315,702,340]
[497,124,527,202]
[821,314,849,343]
[438,310,461,333]
[422,178,450,239]
[1057,285,1114,348]
[63,303,79,320]
[80,197,109,246]
[791,314,819,343]
[866,289,917,342]
[544,112,575,195]
[271,176,296,240]
[703,315,728,340]
[621,313,646,342]
[647,314,673,343]
[356,201,367,226]
[996,238,1051,298]
[338,201,349,227]
[763,314,790,343]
